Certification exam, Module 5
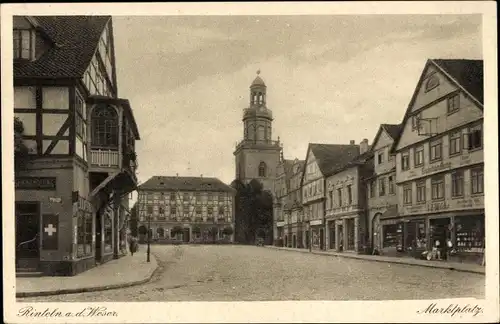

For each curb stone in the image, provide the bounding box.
[265,246,485,275]
[16,253,160,298]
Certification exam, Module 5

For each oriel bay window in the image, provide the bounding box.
[91,104,118,148]
[431,175,445,200]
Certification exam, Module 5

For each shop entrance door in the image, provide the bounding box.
[305,231,310,249]
[337,225,344,251]
[16,202,40,270]
[329,227,335,249]
[319,228,325,250]
[292,235,296,248]
[183,228,190,243]
[430,218,450,253]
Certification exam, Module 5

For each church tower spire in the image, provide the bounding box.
[234,71,281,193]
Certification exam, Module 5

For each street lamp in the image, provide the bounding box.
[147,212,151,262]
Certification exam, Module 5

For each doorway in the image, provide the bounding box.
[319,228,325,250]
[305,231,310,249]
[337,224,344,251]
[329,226,336,249]
[95,209,102,263]
[16,202,40,270]
[292,235,297,248]
[183,228,190,243]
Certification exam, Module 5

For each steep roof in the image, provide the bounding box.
[14,16,111,79]
[432,59,484,104]
[139,176,235,193]
[382,124,403,140]
[308,143,360,177]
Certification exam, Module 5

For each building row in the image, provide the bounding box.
[14,16,140,276]
[134,176,236,243]
[273,58,484,264]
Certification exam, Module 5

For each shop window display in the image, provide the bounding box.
[454,216,484,253]
[346,218,355,250]
[383,223,404,250]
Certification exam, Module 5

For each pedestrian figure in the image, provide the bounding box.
[129,236,138,256]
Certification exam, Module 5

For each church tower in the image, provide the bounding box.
[234,71,282,193]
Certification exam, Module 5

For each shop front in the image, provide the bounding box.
[310,219,324,250]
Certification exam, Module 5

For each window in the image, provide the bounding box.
[207,206,214,215]
[416,181,426,203]
[388,176,395,195]
[377,151,384,165]
[170,192,176,201]
[403,185,412,205]
[347,185,353,205]
[467,125,482,150]
[207,193,213,201]
[430,140,442,162]
[76,199,92,257]
[196,207,201,215]
[412,112,422,131]
[337,188,342,206]
[378,178,385,196]
[218,206,225,216]
[170,207,177,216]
[91,105,118,147]
[258,162,267,177]
[414,146,424,167]
[75,93,86,139]
[183,192,190,202]
[370,181,376,198]
[449,131,462,155]
[447,93,460,113]
[147,206,153,214]
[425,75,440,92]
[451,171,464,197]
[328,191,334,208]
[471,168,484,194]
[13,29,33,60]
[431,175,445,200]
[159,207,164,214]
[401,152,410,170]
[218,193,225,202]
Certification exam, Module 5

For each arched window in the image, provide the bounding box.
[257,125,265,141]
[91,104,118,147]
[258,162,267,177]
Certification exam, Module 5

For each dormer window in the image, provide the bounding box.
[13,29,35,60]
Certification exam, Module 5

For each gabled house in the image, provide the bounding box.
[14,16,140,276]
[301,142,360,250]
[391,59,484,263]
[272,153,291,245]
[366,124,402,255]
[324,140,373,253]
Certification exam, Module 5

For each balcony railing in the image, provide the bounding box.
[243,107,273,119]
[235,139,281,150]
[90,149,119,168]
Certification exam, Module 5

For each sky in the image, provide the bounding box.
[111,14,482,189]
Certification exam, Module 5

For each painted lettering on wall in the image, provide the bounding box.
[422,162,452,175]
[16,177,56,190]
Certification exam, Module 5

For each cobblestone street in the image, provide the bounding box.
[18,245,485,302]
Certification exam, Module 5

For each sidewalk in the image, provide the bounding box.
[17,246,158,298]
[265,246,485,275]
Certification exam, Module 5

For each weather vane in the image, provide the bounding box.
[257,69,261,75]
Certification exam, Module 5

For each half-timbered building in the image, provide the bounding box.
[136,176,236,243]
[14,16,140,276]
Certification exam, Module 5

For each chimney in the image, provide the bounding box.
[350,140,355,145]
[176,173,179,177]
[200,174,203,178]
[360,138,369,154]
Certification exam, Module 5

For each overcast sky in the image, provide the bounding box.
[111,14,482,188]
